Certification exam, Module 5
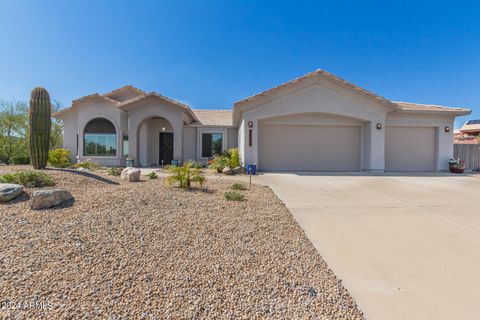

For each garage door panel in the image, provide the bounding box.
[385,126,435,172]
[259,124,361,171]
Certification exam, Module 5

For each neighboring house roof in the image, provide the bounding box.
[460,119,480,132]
[454,133,479,144]
[191,110,233,126]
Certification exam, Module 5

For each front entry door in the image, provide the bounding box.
[159,132,174,165]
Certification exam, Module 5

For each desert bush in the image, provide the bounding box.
[12,155,30,165]
[228,148,241,168]
[208,149,242,173]
[166,162,205,189]
[189,161,205,169]
[0,170,55,188]
[48,148,71,168]
[224,191,245,201]
[146,171,158,179]
[106,167,122,176]
[208,155,230,173]
[70,161,101,170]
[231,182,247,191]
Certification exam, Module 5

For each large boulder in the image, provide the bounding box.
[0,183,24,203]
[233,166,245,174]
[31,189,73,210]
[121,167,141,182]
[222,167,234,175]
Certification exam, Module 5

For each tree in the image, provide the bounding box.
[50,100,63,149]
[0,100,29,164]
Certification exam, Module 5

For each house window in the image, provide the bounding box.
[123,135,129,156]
[84,118,117,156]
[202,133,223,158]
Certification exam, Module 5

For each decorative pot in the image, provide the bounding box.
[449,166,465,174]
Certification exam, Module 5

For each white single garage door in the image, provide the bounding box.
[385,126,436,171]
[258,124,361,171]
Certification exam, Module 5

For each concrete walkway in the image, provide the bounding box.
[251,172,480,320]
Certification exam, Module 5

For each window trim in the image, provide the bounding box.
[201,132,223,158]
[84,133,117,157]
[196,127,228,160]
[81,117,119,158]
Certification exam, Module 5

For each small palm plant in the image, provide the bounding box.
[165,161,205,189]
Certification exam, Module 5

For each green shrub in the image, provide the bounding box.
[166,162,205,189]
[0,170,55,188]
[12,155,31,165]
[208,149,242,173]
[48,148,71,168]
[106,167,122,176]
[189,161,205,169]
[146,171,158,179]
[231,182,247,191]
[208,155,230,173]
[70,161,101,170]
[228,148,241,168]
[224,191,245,201]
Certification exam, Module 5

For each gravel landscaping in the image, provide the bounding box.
[0,165,364,319]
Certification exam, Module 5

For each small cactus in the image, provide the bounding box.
[29,87,52,169]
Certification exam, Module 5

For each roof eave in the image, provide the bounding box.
[394,109,471,116]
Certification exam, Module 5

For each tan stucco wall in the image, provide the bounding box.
[236,75,459,172]
[138,118,174,166]
[237,78,389,171]
[125,98,185,164]
[227,128,238,150]
[61,112,78,162]
[59,97,235,167]
[183,127,197,162]
[60,98,127,166]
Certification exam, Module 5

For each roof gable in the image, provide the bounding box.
[104,85,145,102]
[233,69,471,125]
[235,69,399,110]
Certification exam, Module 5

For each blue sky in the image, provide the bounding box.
[0,0,479,127]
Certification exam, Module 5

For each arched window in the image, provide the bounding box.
[84,118,117,156]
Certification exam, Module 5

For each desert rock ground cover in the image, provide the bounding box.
[0,165,364,319]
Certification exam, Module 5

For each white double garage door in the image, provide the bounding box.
[258,123,436,172]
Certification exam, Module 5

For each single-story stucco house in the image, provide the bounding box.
[55,69,471,172]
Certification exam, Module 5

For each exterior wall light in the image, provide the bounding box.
[376,123,382,130]
[248,121,254,128]
[445,126,450,133]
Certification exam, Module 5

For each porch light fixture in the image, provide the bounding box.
[248,121,254,128]
[161,127,166,132]
[376,123,382,130]
[445,126,450,133]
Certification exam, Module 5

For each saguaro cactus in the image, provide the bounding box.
[29,87,51,169]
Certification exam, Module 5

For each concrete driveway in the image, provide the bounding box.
[254,172,480,320]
